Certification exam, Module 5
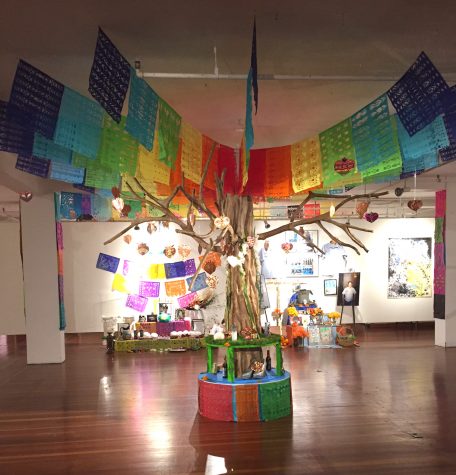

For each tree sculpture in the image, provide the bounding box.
[105,143,388,335]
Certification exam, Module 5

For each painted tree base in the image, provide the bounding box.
[198,370,292,422]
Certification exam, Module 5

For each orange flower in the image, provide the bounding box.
[202,376,208,381]
[224,342,231,347]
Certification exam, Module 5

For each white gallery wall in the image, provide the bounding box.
[0,217,435,334]
[0,223,25,334]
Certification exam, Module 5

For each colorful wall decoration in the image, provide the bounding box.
[387,238,432,298]
[434,190,446,318]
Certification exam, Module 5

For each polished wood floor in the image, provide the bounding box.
[1,325,456,474]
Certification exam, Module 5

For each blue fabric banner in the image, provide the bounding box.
[96,253,120,273]
[0,100,34,156]
[15,154,50,178]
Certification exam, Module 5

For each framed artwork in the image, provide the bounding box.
[337,272,361,306]
[175,308,185,320]
[387,238,432,298]
[159,302,172,315]
[283,230,319,278]
[324,279,338,296]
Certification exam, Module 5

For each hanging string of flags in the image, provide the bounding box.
[1,25,456,216]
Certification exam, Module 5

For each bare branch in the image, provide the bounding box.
[187,240,213,290]
[316,221,361,255]
[292,227,325,254]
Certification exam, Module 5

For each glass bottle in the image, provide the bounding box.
[266,350,272,371]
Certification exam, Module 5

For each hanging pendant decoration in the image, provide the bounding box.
[203,260,217,275]
[147,222,157,234]
[206,274,219,289]
[123,234,132,244]
[19,192,33,202]
[214,216,230,229]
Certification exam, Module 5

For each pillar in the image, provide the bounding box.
[435,183,456,347]
[21,193,65,363]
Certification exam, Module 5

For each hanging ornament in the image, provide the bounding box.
[334,157,355,175]
[214,216,230,229]
[178,244,191,259]
[206,274,219,289]
[120,204,131,217]
[407,200,423,212]
[164,245,176,258]
[162,221,169,228]
[364,212,379,223]
[137,243,150,255]
[112,197,124,212]
[123,234,132,244]
[281,242,293,253]
[246,236,256,248]
[355,200,370,219]
[203,260,217,275]
[147,222,157,234]
[329,202,336,217]
[188,209,196,226]
[111,187,120,198]
[19,192,33,202]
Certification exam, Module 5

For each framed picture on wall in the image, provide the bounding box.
[283,230,319,277]
[324,279,338,296]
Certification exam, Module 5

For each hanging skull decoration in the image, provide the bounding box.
[178,244,191,259]
[206,274,219,289]
[281,242,293,253]
[164,245,176,258]
[355,200,370,219]
[137,243,150,255]
[407,200,423,212]
[214,216,230,229]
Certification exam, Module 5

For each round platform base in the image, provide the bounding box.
[198,370,292,422]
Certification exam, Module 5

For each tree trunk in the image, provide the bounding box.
[221,194,261,334]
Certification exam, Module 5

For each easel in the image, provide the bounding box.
[339,299,356,330]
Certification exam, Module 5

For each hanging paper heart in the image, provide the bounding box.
[111,187,120,198]
[206,274,219,289]
[203,261,217,275]
[246,236,255,248]
[137,243,150,255]
[407,200,423,212]
[19,192,33,202]
[147,222,157,234]
[112,197,124,212]
[164,245,176,258]
[364,212,379,223]
[123,234,132,244]
[334,157,355,175]
[355,200,370,219]
[178,244,191,259]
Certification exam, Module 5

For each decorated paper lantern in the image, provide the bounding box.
[334,157,355,175]
[407,200,423,212]
[364,212,379,223]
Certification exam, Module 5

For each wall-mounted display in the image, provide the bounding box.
[337,272,361,306]
[324,279,338,296]
[388,238,432,298]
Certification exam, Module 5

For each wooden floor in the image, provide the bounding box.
[1,325,456,474]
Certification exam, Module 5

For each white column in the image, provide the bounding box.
[435,182,456,347]
[21,193,65,363]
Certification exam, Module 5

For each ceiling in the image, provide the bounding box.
[1,0,456,215]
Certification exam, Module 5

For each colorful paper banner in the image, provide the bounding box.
[290,136,323,193]
[138,281,160,298]
[177,292,198,308]
[186,273,208,292]
[96,253,120,273]
[157,98,181,168]
[165,280,187,297]
[164,261,186,279]
[88,28,130,123]
[126,294,148,313]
